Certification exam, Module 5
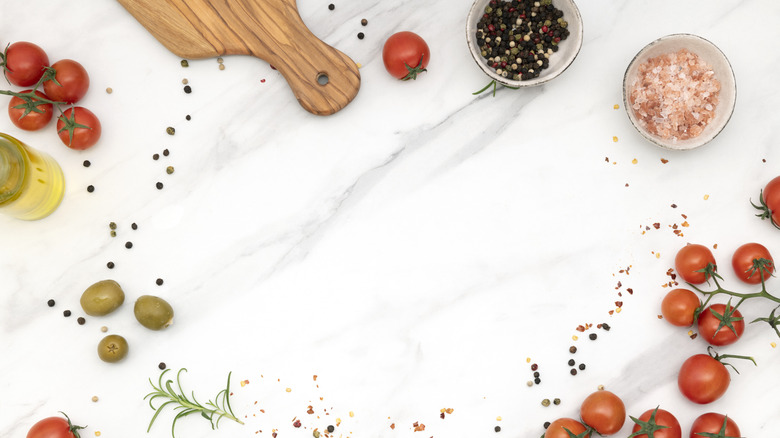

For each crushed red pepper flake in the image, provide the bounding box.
[413,422,426,432]
[661,158,669,164]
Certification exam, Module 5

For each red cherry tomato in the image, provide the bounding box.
[382,31,430,80]
[580,390,625,435]
[677,354,730,404]
[8,90,53,131]
[697,303,744,346]
[630,407,681,438]
[545,418,591,438]
[661,288,700,327]
[753,176,780,229]
[57,106,101,150]
[43,59,89,104]
[27,414,84,438]
[675,244,716,284]
[689,413,740,438]
[731,242,774,284]
[2,41,49,87]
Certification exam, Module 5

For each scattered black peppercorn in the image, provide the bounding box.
[47,299,55,307]
[77,317,86,325]
[183,85,192,93]
[63,310,72,317]
[131,223,138,230]
[163,149,169,156]
[569,346,577,353]
[83,160,91,167]
[125,241,133,249]
[87,185,95,193]
[553,398,561,405]
[156,278,164,286]
[153,153,160,160]
[601,323,611,331]
[107,261,115,269]
[494,426,501,432]
[533,371,540,378]
[158,362,167,370]
[185,114,191,121]
[180,60,189,67]
[579,363,586,370]
[109,222,117,230]
[166,127,175,135]
[567,359,575,366]
[589,333,597,340]
[357,32,364,40]
[544,422,551,429]
[570,368,578,376]
[328,3,334,10]
[156,182,164,190]
[534,377,541,384]
[361,18,368,26]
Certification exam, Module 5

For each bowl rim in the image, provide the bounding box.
[465,0,584,88]
[622,33,737,151]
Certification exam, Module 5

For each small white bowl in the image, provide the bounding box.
[623,34,736,150]
[466,0,583,88]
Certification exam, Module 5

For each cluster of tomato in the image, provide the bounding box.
[544,389,739,437]
[1,41,101,149]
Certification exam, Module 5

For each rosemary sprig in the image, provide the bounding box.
[144,368,244,438]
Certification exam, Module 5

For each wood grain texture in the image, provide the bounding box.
[117,0,360,115]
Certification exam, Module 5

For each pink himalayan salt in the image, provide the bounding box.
[629,49,720,142]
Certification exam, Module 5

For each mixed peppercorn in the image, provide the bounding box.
[475,0,569,81]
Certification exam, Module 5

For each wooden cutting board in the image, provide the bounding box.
[117,0,360,115]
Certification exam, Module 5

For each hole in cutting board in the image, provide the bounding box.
[317,73,329,86]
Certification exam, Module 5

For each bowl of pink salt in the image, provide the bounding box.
[623,34,736,150]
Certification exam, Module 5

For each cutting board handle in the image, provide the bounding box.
[117,0,360,115]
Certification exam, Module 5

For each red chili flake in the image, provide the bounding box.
[576,325,586,332]
[440,413,445,419]
[272,433,277,438]
[605,157,609,162]
[661,158,669,164]
[293,419,301,428]
[671,203,677,208]
[626,288,633,294]
[608,310,614,315]
[615,281,622,289]
[261,79,266,83]
[307,406,314,414]
[615,301,623,307]
[390,424,396,429]
[653,223,661,229]
[413,422,426,432]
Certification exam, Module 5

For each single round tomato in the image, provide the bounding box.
[580,390,625,435]
[2,41,49,86]
[27,413,84,438]
[754,176,780,229]
[689,413,740,438]
[545,418,591,438]
[630,407,681,438]
[661,288,700,327]
[675,244,716,284]
[382,31,430,80]
[57,106,101,150]
[43,59,89,104]
[697,303,744,346]
[731,242,774,284]
[8,90,53,131]
[678,354,730,404]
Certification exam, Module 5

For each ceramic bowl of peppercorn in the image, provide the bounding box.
[466,0,583,88]
[623,33,737,150]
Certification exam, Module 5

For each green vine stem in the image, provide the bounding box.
[688,262,780,338]
[144,368,244,438]
[472,79,519,97]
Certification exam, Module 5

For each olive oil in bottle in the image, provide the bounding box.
[0,133,65,220]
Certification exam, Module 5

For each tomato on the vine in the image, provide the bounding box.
[56,107,101,150]
[661,288,700,327]
[697,303,744,346]
[580,390,625,435]
[675,244,716,284]
[731,242,774,284]
[382,31,430,80]
[1,41,49,87]
[689,413,740,438]
[629,407,681,438]
[752,175,780,229]
[677,354,730,404]
[27,413,84,438]
[545,418,591,438]
[8,89,53,131]
[43,59,89,104]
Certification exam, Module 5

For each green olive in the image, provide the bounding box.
[97,334,128,363]
[80,280,125,316]
[134,295,174,330]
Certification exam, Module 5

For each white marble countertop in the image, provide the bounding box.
[2,0,780,437]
